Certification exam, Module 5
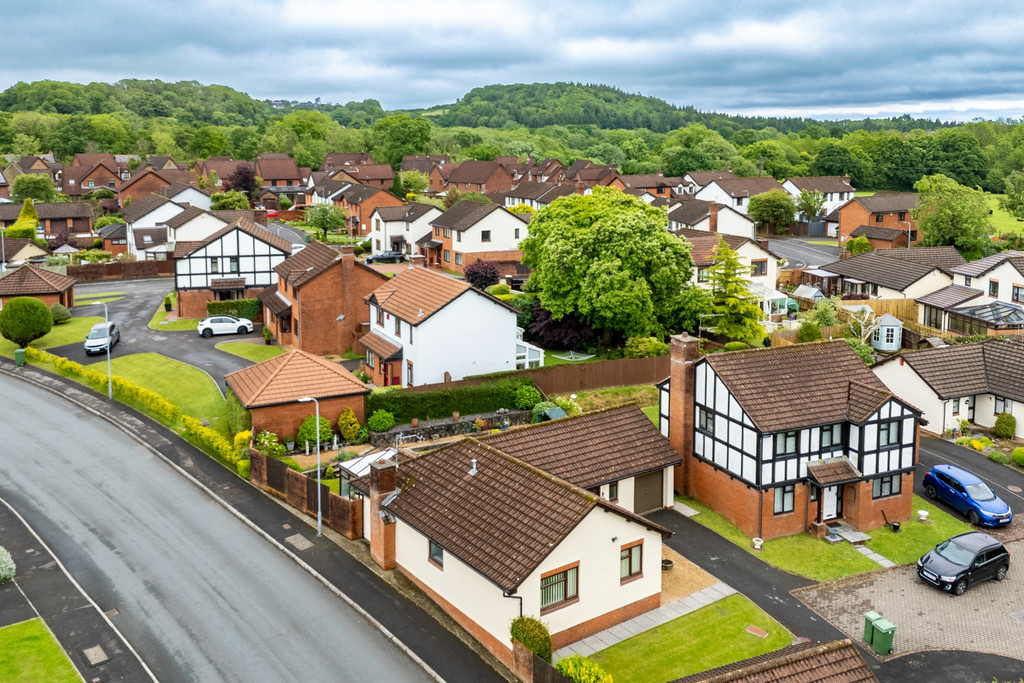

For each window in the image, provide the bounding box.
[88,180,95,188]
[989,280,999,298]
[750,260,767,277]
[1014,285,1024,303]
[878,420,900,447]
[735,196,745,207]
[775,431,798,455]
[456,232,461,243]
[875,212,884,223]
[924,305,943,329]
[455,253,462,266]
[366,349,375,367]
[540,565,578,611]
[406,361,414,386]
[108,179,116,188]
[443,227,451,239]
[995,396,1011,414]
[809,485,819,502]
[952,398,960,415]
[228,257,239,273]
[394,317,401,338]
[408,326,413,345]
[898,212,906,221]
[774,485,795,514]
[375,218,381,231]
[697,267,709,283]
[608,481,619,502]
[443,249,451,262]
[821,424,841,449]
[964,276,972,287]
[428,540,443,568]
[885,327,895,345]
[948,312,985,336]
[210,258,219,274]
[434,226,440,236]
[376,239,381,250]
[481,230,491,242]
[515,228,520,239]
[620,542,642,582]
[872,475,902,499]
[696,407,714,436]
[376,307,384,326]
[872,327,881,343]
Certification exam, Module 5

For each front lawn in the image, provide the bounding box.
[0,619,79,683]
[0,316,103,358]
[74,291,126,304]
[148,308,200,331]
[864,495,972,564]
[543,349,602,367]
[986,193,1022,235]
[589,594,791,683]
[641,405,659,425]
[216,341,284,363]
[554,384,659,412]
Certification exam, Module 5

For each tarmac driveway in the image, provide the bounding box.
[51,278,259,386]
[795,538,1024,662]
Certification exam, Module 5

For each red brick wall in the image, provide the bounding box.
[285,468,308,511]
[452,249,524,276]
[669,335,699,494]
[842,474,913,530]
[839,203,918,247]
[369,460,397,570]
[248,394,366,442]
[176,286,265,319]
[120,174,170,203]
[549,593,661,650]
[0,292,67,309]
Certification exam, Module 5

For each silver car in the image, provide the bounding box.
[84,321,120,355]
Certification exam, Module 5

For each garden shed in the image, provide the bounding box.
[871,313,903,352]
[0,264,77,308]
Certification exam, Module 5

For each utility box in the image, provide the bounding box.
[872,618,897,655]
[862,611,882,644]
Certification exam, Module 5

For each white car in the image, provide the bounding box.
[198,315,254,337]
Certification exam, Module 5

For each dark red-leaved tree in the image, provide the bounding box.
[227,164,259,200]
[464,260,499,290]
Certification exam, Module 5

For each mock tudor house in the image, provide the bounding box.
[351,438,670,669]
[261,241,388,355]
[781,176,855,218]
[837,193,919,248]
[694,177,784,215]
[661,336,922,540]
[173,218,292,318]
[423,201,527,274]
[668,199,755,238]
[360,266,543,386]
[873,338,1024,440]
[368,203,442,257]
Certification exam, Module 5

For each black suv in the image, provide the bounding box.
[917,531,1010,596]
[365,250,405,264]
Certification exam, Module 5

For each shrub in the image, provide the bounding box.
[94,215,126,230]
[365,376,536,424]
[225,387,252,435]
[1012,447,1024,467]
[988,452,1010,464]
[955,436,971,446]
[356,425,370,444]
[49,302,71,324]
[233,431,251,459]
[0,545,15,584]
[532,401,557,421]
[255,430,286,458]
[624,336,670,358]
[367,409,396,432]
[0,296,53,348]
[206,298,261,321]
[554,395,581,416]
[237,460,251,479]
[797,321,823,343]
[844,336,874,364]
[337,406,361,441]
[353,369,371,383]
[514,385,543,410]
[486,283,511,296]
[510,616,551,663]
[970,439,984,451]
[298,415,334,448]
[182,415,236,463]
[163,294,174,307]
[278,193,293,210]
[464,260,500,290]
[994,413,1016,439]
[263,326,272,342]
[324,465,336,479]
[723,341,749,352]
[555,654,613,683]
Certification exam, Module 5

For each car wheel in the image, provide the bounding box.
[238,326,248,335]
[997,565,1008,581]
[924,484,937,499]
[952,579,968,596]
[201,328,213,338]
[968,510,981,525]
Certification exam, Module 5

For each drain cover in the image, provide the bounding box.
[1008,485,1022,493]
[285,534,313,551]
[81,645,109,666]
[104,608,118,617]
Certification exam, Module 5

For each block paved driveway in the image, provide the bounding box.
[796,539,1024,662]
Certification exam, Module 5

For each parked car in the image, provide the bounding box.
[267,209,279,218]
[365,250,406,264]
[197,315,253,338]
[84,321,120,355]
[918,531,1009,595]
[922,464,1013,526]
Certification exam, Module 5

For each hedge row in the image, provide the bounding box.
[206,298,261,320]
[182,415,238,464]
[366,376,536,424]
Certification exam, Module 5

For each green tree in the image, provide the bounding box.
[1004,170,1024,219]
[10,174,58,203]
[210,190,251,210]
[845,235,874,255]
[810,143,867,187]
[795,190,825,220]
[521,187,693,338]
[912,174,992,259]
[337,407,360,442]
[304,203,348,241]
[705,237,765,344]
[748,189,796,235]
[371,115,432,168]
[398,170,429,194]
[0,297,53,348]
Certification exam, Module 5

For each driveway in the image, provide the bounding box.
[768,236,840,269]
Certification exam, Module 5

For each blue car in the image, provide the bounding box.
[922,464,1013,527]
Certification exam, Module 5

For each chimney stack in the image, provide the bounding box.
[409,254,426,268]
[369,458,397,570]
[708,202,719,234]
[669,334,700,495]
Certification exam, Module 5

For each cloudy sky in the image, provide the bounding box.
[4,0,1023,122]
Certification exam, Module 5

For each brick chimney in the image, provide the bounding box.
[842,174,851,185]
[409,254,426,268]
[708,202,719,233]
[669,334,700,495]
[575,180,586,195]
[369,458,397,570]
[254,208,269,226]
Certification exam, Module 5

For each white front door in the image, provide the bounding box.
[822,486,839,521]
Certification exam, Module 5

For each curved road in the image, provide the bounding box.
[0,375,431,683]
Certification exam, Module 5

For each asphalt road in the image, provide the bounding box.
[917,436,1024,518]
[767,237,839,269]
[0,375,432,683]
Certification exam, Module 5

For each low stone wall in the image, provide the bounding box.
[369,408,533,448]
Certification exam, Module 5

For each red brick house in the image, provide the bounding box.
[445,161,514,194]
[259,242,388,356]
[194,157,252,188]
[62,156,123,198]
[323,153,376,168]
[326,184,404,237]
[342,164,395,189]
[0,264,76,308]
[119,168,200,204]
[838,194,919,249]
[225,349,369,439]
[609,174,690,198]
[0,201,93,239]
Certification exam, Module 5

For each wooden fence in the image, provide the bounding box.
[66,260,174,281]
[771,324,848,346]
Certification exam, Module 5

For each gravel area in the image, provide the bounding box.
[661,545,718,606]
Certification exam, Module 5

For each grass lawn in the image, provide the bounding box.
[0,316,103,359]
[0,619,79,683]
[804,239,838,246]
[87,353,230,437]
[148,308,200,331]
[543,349,603,367]
[641,405,659,425]
[864,495,972,564]
[74,291,126,304]
[590,594,791,683]
[216,341,284,363]
[986,193,1023,235]
[554,385,659,412]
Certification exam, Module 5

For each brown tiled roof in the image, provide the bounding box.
[785,176,854,194]
[254,154,300,181]
[176,218,292,258]
[881,246,966,272]
[374,439,669,592]
[71,153,116,168]
[617,174,688,189]
[0,264,77,296]
[853,193,918,213]
[209,209,257,225]
[158,182,211,199]
[344,164,394,182]
[339,183,386,205]
[431,201,504,232]
[685,170,737,186]
[172,241,203,258]
[0,238,41,258]
[258,286,292,317]
[0,202,92,221]
[365,267,469,322]
[950,249,1024,278]
[480,404,680,489]
[704,340,897,432]
[880,338,1024,403]
[850,225,903,241]
[225,349,369,408]
[673,229,755,266]
[447,160,510,185]
[324,153,375,167]
[706,177,784,197]
[273,239,339,287]
[358,331,403,361]
[195,157,251,179]
[372,203,439,223]
[134,228,168,250]
[672,639,877,683]
[807,457,862,485]
[124,193,174,223]
[162,205,208,229]
[210,277,245,291]
[915,284,984,309]
[668,198,714,226]
[819,251,938,292]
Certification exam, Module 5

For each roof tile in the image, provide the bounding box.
[225,349,368,408]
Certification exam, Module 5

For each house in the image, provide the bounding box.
[342,164,395,189]
[609,174,690,198]
[369,203,442,256]
[0,165,8,199]
[2,155,62,192]
[694,177,785,215]
[0,202,93,241]
[225,349,369,438]
[161,207,261,244]
[173,218,293,318]
[193,157,250,187]
[424,201,527,274]
[400,154,448,176]
[445,161,515,194]
[98,222,129,256]
[260,242,388,355]
[118,167,199,204]
[1,238,48,266]
[661,335,922,540]
[524,157,566,183]
[124,194,186,256]
[0,264,76,308]
[360,265,543,386]
[324,153,376,168]
[331,184,404,237]
[503,182,577,211]
[668,199,755,238]
[253,154,309,208]
[916,250,1024,336]
[809,250,954,300]
[350,437,671,669]
[672,639,877,683]
[781,176,855,217]
[157,183,213,210]
[62,156,122,197]
[873,338,1024,440]
[427,163,456,193]
[479,404,682,514]
[837,194,919,248]
[681,169,736,194]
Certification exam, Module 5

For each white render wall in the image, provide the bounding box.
[172,214,228,243]
[694,184,752,214]
[781,180,853,217]
[451,211,527,254]
[174,229,288,290]
[130,203,185,230]
[168,188,213,211]
[370,208,442,256]
[873,361,948,434]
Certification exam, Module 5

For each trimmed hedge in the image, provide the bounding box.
[182,415,237,464]
[366,376,536,424]
[226,386,252,435]
[510,616,551,663]
[237,460,251,479]
[233,431,251,459]
[206,298,261,320]
[556,654,612,683]
[994,412,1016,439]
[50,302,71,324]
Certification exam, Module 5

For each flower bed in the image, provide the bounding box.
[369,408,532,447]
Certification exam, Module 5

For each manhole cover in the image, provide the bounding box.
[104,608,118,617]
[284,534,313,551]
[1008,485,1022,493]
[81,645,109,666]
[282,523,291,530]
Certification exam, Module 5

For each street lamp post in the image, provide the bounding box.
[298,396,322,536]
[898,221,913,248]
[92,301,112,399]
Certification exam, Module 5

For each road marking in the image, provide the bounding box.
[919,443,1024,506]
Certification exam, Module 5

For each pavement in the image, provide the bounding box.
[767,236,840,269]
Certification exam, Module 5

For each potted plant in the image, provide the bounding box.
[263,326,272,345]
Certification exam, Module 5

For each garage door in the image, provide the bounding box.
[633,471,663,514]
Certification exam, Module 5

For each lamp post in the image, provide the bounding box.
[92,301,112,398]
[898,221,913,248]
[298,396,322,536]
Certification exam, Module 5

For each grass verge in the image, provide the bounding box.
[590,594,790,683]
[215,342,285,363]
[0,619,79,683]
[74,291,126,304]
[0,316,103,359]
[148,308,200,331]
[986,193,1022,235]
[864,495,972,564]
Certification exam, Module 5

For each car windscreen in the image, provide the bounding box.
[87,328,109,339]
[965,482,995,501]
[935,539,975,566]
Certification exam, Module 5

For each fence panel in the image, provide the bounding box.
[265,456,287,493]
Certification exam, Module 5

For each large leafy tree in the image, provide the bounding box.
[796,190,825,220]
[521,187,693,338]
[913,174,992,260]
[304,203,348,241]
[748,189,796,234]
[371,115,432,169]
[1003,170,1024,219]
[226,164,259,199]
[10,174,58,203]
[210,190,251,210]
[706,237,765,344]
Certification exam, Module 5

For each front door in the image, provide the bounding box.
[966,396,975,422]
[822,485,841,521]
